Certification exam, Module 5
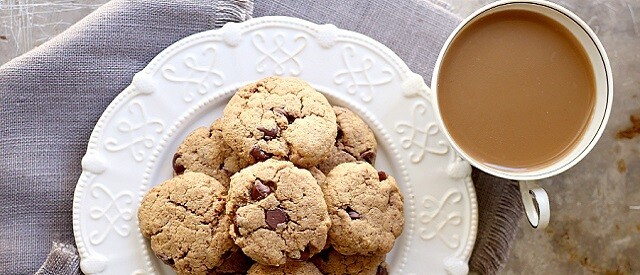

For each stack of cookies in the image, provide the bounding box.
[137,76,404,275]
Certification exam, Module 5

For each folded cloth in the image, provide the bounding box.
[0,0,523,274]
[34,242,81,275]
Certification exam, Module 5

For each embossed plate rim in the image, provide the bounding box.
[73,16,477,275]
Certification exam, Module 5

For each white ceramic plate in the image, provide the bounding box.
[72,16,477,275]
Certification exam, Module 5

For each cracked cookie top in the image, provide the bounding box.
[311,248,386,275]
[222,76,337,168]
[317,106,378,174]
[137,172,234,275]
[323,162,404,256]
[226,159,331,266]
[172,119,250,188]
[247,261,322,275]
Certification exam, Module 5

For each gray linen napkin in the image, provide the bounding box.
[0,0,523,274]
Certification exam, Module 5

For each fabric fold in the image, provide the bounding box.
[34,242,82,275]
[214,0,254,28]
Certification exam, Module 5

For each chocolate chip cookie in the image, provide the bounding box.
[222,76,337,168]
[172,119,249,187]
[317,106,378,174]
[247,262,322,275]
[311,248,386,275]
[226,159,331,266]
[323,162,404,255]
[138,172,234,275]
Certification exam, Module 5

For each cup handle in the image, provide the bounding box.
[518,180,550,229]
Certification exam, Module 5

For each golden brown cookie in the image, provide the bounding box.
[323,162,404,255]
[172,119,249,187]
[311,248,385,275]
[317,106,377,174]
[138,172,234,275]
[226,159,331,266]
[247,261,322,275]
[222,76,337,168]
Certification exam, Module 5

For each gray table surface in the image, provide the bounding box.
[1,0,638,273]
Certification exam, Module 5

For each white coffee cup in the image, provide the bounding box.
[431,0,613,229]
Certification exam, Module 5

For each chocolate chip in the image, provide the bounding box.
[376,265,389,275]
[172,153,185,174]
[251,179,272,200]
[274,108,296,124]
[273,108,286,115]
[336,125,344,140]
[345,206,360,220]
[220,250,233,260]
[265,207,289,229]
[296,246,311,261]
[318,249,331,262]
[361,150,376,164]
[156,253,174,266]
[233,218,241,236]
[250,145,271,162]
[378,171,388,181]
[257,126,279,140]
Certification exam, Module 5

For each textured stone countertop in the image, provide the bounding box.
[441,1,640,274]
[1,0,638,273]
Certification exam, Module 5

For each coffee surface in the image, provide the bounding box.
[437,9,595,170]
